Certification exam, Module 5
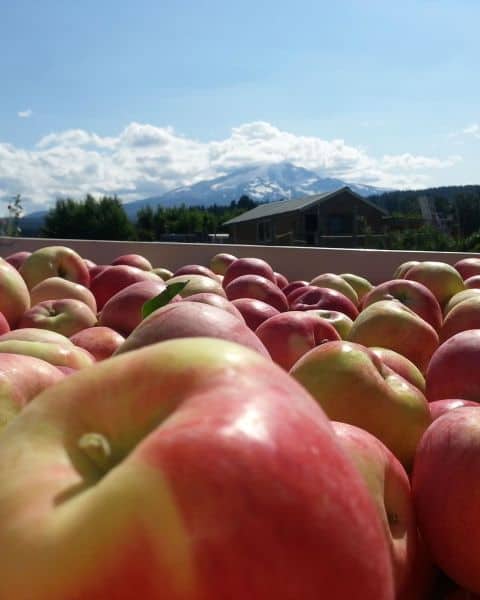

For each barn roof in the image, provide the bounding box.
[223,186,388,225]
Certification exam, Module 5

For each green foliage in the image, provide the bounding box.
[42,195,134,240]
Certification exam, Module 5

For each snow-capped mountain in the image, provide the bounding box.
[121,162,388,218]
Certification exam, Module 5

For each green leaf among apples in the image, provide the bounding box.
[141,280,189,319]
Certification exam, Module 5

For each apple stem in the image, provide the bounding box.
[78,432,112,471]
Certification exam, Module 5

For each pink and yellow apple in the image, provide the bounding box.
[222,257,276,288]
[19,245,90,290]
[30,276,97,314]
[111,253,153,271]
[0,257,31,328]
[18,299,97,338]
[290,340,431,468]
[0,337,395,599]
[70,326,125,361]
[225,274,289,312]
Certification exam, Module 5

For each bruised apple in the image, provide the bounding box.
[0,338,395,600]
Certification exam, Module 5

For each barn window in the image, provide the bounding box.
[257,220,272,242]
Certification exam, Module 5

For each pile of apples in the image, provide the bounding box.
[1,245,480,599]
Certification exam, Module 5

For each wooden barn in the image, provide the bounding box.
[223,187,389,245]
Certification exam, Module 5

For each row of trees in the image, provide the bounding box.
[40,194,258,241]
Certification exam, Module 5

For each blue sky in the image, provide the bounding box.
[1,0,479,211]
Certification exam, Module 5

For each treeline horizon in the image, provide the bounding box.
[10,183,480,252]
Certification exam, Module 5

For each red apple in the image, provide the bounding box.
[181,293,244,321]
[0,337,395,599]
[0,313,10,336]
[310,273,359,306]
[111,253,153,271]
[426,329,480,402]
[30,276,97,315]
[332,422,416,596]
[362,279,443,331]
[444,289,480,316]
[230,298,280,331]
[18,299,97,338]
[429,399,479,421]
[412,407,480,594]
[222,257,276,288]
[225,274,289,312]
[283,280,309,300]
[291,287,359,320]
[454,257,480,280]
[255,311,340,370]
[440,296,480,342]
[4,250,31,270]
[274,271,289,289]
[404,261,465,308]
[465,275,480,289]
[115,301,270,358]
[348,300,439,374]
[19,245,90,290]
[99,280,167,336]
[70,326,125,361]
[83,258,96,270]
[305,309,354,339]
[0,257,31,328]
[290,340,431,468]
[209,252,237,275]
[90,265,159,311]
[173,264,220,281]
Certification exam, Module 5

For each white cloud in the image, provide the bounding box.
[0,121,462,209]
[17,109,32,118]
[450,123,480,139]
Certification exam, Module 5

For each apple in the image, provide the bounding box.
[225,274,289,312]
[209,252,237,275]
[291,287,359,320]
[83,258,96,270]
[0,257,31,328]
[19,245,90,290]
[429,399,479,421]
[310,273,359,306]
[255,311,340,371]
[173,264,220,281]
[440,296,480,342]
[412,407,480,594]
[290,340,431,468]
[111,253,153,271]
[99,280,168,336]
[397,533,437,600]
[404,261,465,308]
[339,273,374,303]
[181,293,244,322]
[0,327,75,346]
[348,300,439,374]
[0,313,10,336]
[0,337,395,599]
[115,302,271,359]
[0,337,94,370]
[0,353,65,432]
[18,299,97,338]
[166,274,226,298]
[362,279,443,331]
[70,326,125,361]
[230,298,280,331]
[88,264,109,281]
[151,267,173,281]
[282,280,309,300]
[4,250,31,270]
[454,257,480,280]
[274,271,289,289]
[465,275,480,289]
[332,422,416,596]
[306,309,354,339]
[369,347,426,392]
[30,276,98,315]
[222,257,276,288]
[393,260,420,279]
[287,284,319,306]
[90,265,159,311]
[426,329,480,402]
[444,289,480,316]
